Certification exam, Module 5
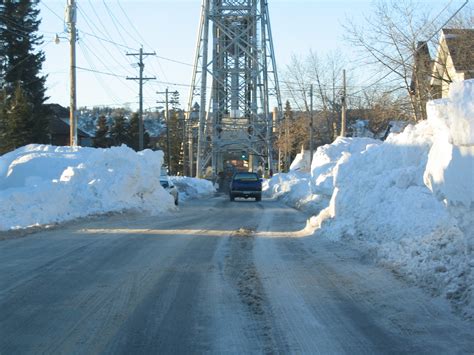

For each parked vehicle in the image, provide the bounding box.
[229,172,262,202]
[160,176,179,205]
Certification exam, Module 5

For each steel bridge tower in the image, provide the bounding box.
[187,0,282,178]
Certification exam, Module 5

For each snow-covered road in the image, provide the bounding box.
[0,196,472,353]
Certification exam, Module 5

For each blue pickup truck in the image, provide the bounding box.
[229,172,262,202]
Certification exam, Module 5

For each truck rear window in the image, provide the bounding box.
[233,173,259,181]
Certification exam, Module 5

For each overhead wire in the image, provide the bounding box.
[98,1,163,105]
[348,0,470,96]
[0,14,58,36]
[78,40,124,106]
[79,42,132,103]
[40,1,65,23]
[115,0,178,96]
[37,1,194,109]
[76,5,134,73]
[78,40,136,95]
[1,38,54,79]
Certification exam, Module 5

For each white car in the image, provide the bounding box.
[160,176,179,205]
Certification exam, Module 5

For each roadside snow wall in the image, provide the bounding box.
[0,144,175,230]
[264,79,474,318]
[170,176,216,200]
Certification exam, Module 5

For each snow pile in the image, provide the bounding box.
[289,149,311,172]
[0,144,174,231]
[170,176,216,200]
[265,79,474,318]
[265,137,379,214]
[310,137,380,201]
[263,171,323,213]
[424,80,474,208]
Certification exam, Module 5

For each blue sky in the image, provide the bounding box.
[37,0,465,111]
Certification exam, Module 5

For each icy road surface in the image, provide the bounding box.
[0,196,472,353]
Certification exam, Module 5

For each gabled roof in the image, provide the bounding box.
[50,116,90,138]
[441,28,474,72]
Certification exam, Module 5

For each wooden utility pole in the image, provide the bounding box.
[309,84,314,164]
[127,47,156,150]
[66,0,77,147]
[157,88,172,174]
[341,69,347,137]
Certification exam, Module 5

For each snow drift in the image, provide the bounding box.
[265,79,474,318]
[0,144,175,231]
[170,176,216,200]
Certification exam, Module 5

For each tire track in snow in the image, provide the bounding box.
[223,226,290,353]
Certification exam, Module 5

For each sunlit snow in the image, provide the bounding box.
[265,79,474,318]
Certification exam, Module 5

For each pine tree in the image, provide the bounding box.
[0,0,49,153]
[0,89,8,153]
[168,109,184,174]
[127,112,149,151]
[7,85,34,150]
[93,115,109,148]
[110,113,129,146]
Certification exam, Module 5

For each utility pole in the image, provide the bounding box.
[66,0,77,147]
[157,88,179,174]
[309,84,314,165]
[341,69,347,137]
[127,47,156,151]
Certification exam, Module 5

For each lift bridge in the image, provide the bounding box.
[187,0,282,178]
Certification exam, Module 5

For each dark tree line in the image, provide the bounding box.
[93,112,150,151]
[0,0,50,155]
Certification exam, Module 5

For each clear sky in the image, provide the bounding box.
[37,0,465,111]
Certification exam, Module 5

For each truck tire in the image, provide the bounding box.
[255,195,261,202]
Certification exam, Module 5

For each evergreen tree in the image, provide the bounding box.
[7,84,34,150]
[93,115,109,148]
[0,89,8,153]
[167,109,184,174]
[0,0,49,153]
[127,112,149,151]
[110,113,129,146]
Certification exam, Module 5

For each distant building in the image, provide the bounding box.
[430,28,474,98]
[409,41,433,119]
[46,104,92,147]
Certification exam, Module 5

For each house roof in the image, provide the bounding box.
[50,116,90,138]
[442,28,474,72]
[45,104,90,138]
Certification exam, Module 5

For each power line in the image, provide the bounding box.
[155,55,193,67]
[116,0,151,48]
[0,14,57,36]
[114,0,172,88]
[76,6,136,77]
[41,2,65,23]
[80,30,135,51]
[78,41,127,106]
[101,0,133,51]
[76,66,127,78]
[350,0,470,96]
[1,39,53,79]
[126,48,156,150]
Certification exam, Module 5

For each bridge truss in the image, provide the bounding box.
[187,0,282,178]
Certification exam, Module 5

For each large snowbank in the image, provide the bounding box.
[170,176,216,200]
[0,145,174,231]
[265,79,474,318]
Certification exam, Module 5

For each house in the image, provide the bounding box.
[49,116,92,147]
[46,104,92,147]
[431,28,474,98]
[409,41,434,120]
[410,41,433,96]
